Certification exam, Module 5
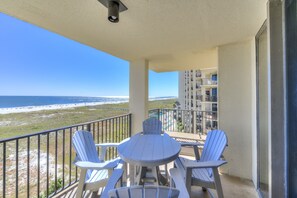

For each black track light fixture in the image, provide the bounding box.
[98,0,128,23]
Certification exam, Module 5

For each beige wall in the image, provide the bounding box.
[258,30,269,185]
[218,39,256,180]
[178,71,185,109]
[129,60,149,134]
[250,37,257,186]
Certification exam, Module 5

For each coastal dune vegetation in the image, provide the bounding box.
[0,99,174,139]
[0,99,174,197]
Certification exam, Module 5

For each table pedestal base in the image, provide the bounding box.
[134,165,168,186]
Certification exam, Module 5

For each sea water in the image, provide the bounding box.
[0,96,129,108]
[0,96,175,114]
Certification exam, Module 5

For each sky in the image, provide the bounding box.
[0,13,178,97]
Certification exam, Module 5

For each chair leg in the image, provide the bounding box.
[165,164,168,179]
[76,169,87,198]
[193,145,200,160]
[185,167,192,194]
[134,165,141,185]
[157,166,168,185]
[213,168,224,198]
[170,176,174,188]
[123,162,127,183]
[129,164,135,185]
[152,167,160,185]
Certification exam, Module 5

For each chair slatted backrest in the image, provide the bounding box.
[200,130,227,162]
[143,117,162,134]
[200,130,228,176]
[109,186,180,198]
[73,130,100,178]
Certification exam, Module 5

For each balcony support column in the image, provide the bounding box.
[129,59,149,135]
[218,39,256,180]
[268,0,286,197]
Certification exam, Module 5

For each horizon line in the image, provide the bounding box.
[0,95,178,98]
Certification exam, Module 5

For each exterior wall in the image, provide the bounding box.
[218,39,256,180]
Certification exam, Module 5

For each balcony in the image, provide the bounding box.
[0,0,289,195]
[0,110,256,197]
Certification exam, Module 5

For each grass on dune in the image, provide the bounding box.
[0,99,175,139]
[0,99,176,197]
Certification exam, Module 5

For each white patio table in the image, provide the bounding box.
[118,132,181,185]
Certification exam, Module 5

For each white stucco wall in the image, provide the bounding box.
[178,71,185,109]
[250,38,257,186]
[218,39,256,180]
[129,60,149,134]
[258,30,269,185]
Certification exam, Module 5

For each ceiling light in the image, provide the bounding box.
[98,0,128,23]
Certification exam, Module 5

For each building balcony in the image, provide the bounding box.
[201,78,218,86]
[0,0,289,195]
[204,95,217,102]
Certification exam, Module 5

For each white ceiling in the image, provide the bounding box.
[0,0,267,72]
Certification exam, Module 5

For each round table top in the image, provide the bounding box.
[118,133,181,167]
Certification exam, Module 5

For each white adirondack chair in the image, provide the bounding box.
[169,168,190,198]
[138,118,166,185]
[72,130,123,198]
[108,185,180,198]
[143,117,162,134]
[174,130,228,198]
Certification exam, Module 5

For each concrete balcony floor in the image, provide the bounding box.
[54,132,257,198]
[54,173,257,198]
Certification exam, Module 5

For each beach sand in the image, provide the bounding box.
[0,97,174,114]
[0,101,128,114]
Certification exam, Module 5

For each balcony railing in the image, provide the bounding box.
[0,113,131,198]
[0,108,218,197]
[149,109,218,135]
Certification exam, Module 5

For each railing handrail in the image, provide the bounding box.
[149,108,218,135]
[149,108,217,113]
[0,113,132,143]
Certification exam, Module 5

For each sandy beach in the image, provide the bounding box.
[0,101,128,114]
[0,97,174,114]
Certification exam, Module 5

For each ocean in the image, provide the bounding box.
[0,96,129,108]
[0,96,176,114]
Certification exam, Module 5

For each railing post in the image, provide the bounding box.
[157,109,160,120]
[16,139,19,198]
[3,142,6,198]
[193,110,197,134]
[27,137,30,198]
[129,113,132,137]
[86,123,91,132]
[191,110,194,134]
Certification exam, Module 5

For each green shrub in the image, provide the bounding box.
[40,178,63,198]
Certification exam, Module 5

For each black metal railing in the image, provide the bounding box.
[0,113,131,198]
[149,109,218,135]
